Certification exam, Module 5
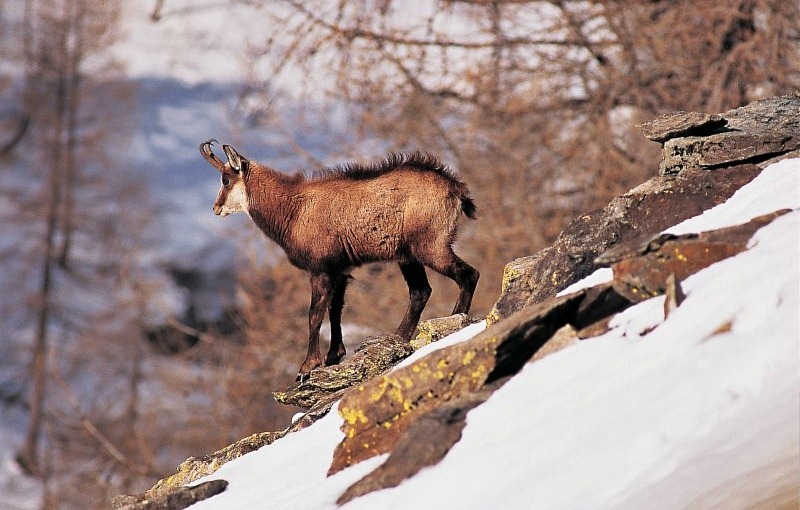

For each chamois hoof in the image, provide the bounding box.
[296,373,310,383]
[325,353,345,367]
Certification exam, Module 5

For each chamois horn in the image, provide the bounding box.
[200,139,226,173]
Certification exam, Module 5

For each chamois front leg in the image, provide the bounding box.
[298,272,333,382]
[325,274,349,366]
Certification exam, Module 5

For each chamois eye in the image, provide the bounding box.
[222,176,231,187]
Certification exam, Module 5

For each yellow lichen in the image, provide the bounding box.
[470,364,486,380]
[462,350,476,365]
[387,383,404,404]
[500,264,521,293]
[340,406,369,426]
[485,308,501,326]
[364,374,407,407]
[370,376,391,402]
[411,324,434,349]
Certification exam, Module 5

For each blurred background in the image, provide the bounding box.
[0,1,797,507]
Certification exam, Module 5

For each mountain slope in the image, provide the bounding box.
[167,156,798,510]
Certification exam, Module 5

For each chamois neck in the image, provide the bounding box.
[244,163,301,247]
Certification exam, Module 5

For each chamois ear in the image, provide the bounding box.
[222,144,248,174]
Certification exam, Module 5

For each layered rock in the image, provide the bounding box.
[599,210,791,302]
[647,94,800,174]
[487,163,762,323]
[328,286,629,476]
[274,314,480,410]
[111,480,228,510]
[138,317,480,500]
[489,94,800,322]
[147,432,283,494]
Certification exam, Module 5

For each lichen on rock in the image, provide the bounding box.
[273,334,414,408]
[410,314,480,349]
[148,431,284,493]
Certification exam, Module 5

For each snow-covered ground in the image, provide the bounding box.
[187,157,799,509]
[0,405,42,510]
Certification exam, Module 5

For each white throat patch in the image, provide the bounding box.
[220,179,250,216]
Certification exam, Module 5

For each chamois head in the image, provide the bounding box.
[199,139,250,217]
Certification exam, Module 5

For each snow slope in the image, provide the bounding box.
[189,157,800,509]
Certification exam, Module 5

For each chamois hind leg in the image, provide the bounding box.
[298,272,334,381]
[325,274,349,366]
[425,248,479,315]
[396,260,432,341]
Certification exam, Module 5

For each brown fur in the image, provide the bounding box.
[200,141,479,380]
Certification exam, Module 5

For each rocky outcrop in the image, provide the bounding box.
[336,391,491,505]
[489,94,800,322]
[111,480,228,510]
[274,334,415,409]
[599,210,791,302]
[487,164,762,322]
[147,431,283,494]
[273,315,481,410]
[639,111,726,143]
[648,94,800,174]
[120,95,797,510]
[409,313,479,349]
[137,317,480,503]
[329,208,789,501]
[328,286,630,476]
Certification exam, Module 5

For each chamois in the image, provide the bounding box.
[200,140,479,381]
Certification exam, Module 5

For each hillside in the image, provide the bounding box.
[112,96,800,509]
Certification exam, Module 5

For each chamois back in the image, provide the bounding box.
[314,151,477,219]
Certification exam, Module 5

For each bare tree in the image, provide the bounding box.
[1,2,183,505]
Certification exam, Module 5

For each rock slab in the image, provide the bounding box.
[112,480,228,510]
[488,164,762,322]
[658,95,800,174]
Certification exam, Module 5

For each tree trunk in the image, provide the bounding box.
[18,0,70,474]
[18,112,62,477]
[57,1,83,268]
